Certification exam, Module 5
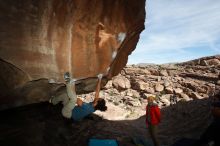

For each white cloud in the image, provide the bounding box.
[128,0,220,64]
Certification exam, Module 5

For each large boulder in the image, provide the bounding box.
[133,79,155,93]
[112,75,131,90]
[0,0,146,109]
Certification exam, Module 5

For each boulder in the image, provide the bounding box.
[196,86,209,94]
[112,75,131,90]
[105,88,120,96]
[200,60,208,66]
[124,68,137,76]
[190,92,203,99]
[134,80,155,93]
[168,70,179,76]
[179,93,191,101]
[141,69,152,75]
[160,95,171,106]
[160,70,168,76]
[173,88,183,94]
[183,81,198,92]
[125,89,140,98]
[145,87,155,94]
[155,84,164,92]
[135,80,149,91]
[164,80,171,87]
[104,80,113,89]
[125,68,151,75]
[160,94,171,100]
[0,0,145,81]
[175,76,184,82]
[165,86,173,94]
[157,76,162,82]
[0,0,145,109]
[149,69,159,76]
[207,59,220,66]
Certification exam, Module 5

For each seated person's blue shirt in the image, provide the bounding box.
[72,102,95,121]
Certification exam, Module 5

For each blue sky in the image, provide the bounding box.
[128,0,220,64]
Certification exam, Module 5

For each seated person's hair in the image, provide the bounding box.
[95,99,107,111]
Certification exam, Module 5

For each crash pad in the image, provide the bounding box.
[88,139,118,146]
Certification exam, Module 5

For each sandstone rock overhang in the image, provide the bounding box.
[0,0,146,110]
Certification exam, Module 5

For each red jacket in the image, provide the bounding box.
[146,105,161,126]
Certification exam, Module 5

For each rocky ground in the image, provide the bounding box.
[82,55,220,119]
[0,55,220,146]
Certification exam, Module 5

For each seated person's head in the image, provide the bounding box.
[95,98,107,111]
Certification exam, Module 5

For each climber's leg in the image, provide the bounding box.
[62,80,77,119]
[50,92,68,105]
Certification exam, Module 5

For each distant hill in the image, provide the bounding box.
[133,55,220,67]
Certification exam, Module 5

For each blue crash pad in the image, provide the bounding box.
[88,139,118,146]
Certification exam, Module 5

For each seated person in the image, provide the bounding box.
[50,73,107,121]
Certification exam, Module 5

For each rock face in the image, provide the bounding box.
[0,0,145,109]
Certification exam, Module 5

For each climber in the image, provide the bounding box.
[193,93,220,146]
[146,96,161,146]
[50,72,107,121]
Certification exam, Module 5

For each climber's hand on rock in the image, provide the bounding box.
[105,67,110,74]
[97,74,103,80]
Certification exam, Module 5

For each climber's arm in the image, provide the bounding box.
[93,74,102,106]
[76,98,83,107]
